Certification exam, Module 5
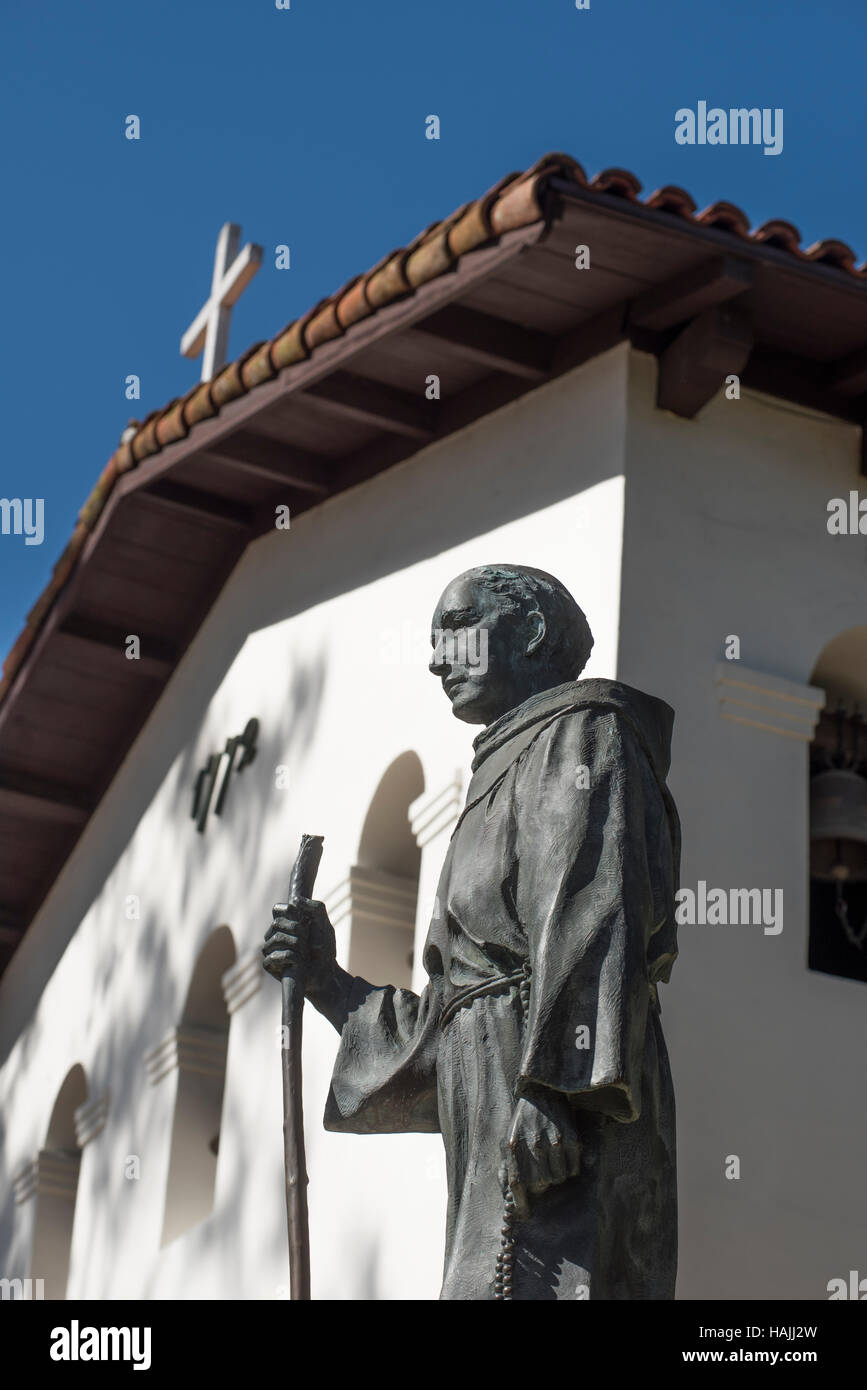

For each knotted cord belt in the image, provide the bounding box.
[439,968,528,1031]
[436,963,533,1300]
[495,964,532,1300]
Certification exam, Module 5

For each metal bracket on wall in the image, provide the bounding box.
[192,717,259,832]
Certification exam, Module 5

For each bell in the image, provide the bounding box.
[810,767,867,882]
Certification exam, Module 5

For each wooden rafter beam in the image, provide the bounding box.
[412,305,552,380]
[437,305,629,437]
[303,372,436,439]
[143,481,254,531]
[204,431,330,494]
[0,772,91,827]
[629,255,754,333]
[330,434,418,495]
[743,350,867,424]
[332,306,628,492]
[0,920,24,947]
[657,300,753,418]
[57,616,177,681]
[825,345,867,398]
[548,304,628,376]
[0,905,25,934]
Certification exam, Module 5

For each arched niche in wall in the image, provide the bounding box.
[160,926,236,1247]
[30,1063,88,1299]
[345,752,425,989]
[809,626,867,984]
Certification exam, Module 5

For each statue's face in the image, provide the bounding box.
[429,574,543,726]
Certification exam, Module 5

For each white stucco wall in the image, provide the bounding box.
[619,350,867,1299]
[0,346,628,1300]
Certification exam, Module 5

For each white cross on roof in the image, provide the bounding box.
[181,222,263,382]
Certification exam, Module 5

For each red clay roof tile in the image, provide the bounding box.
[645,185,698,217]
[590,168,643,200]
[753,219,803,253]
[805,239,857,271]
[695,201,751,236]
[24,585,57,632]
[115,438,136,474]
[448,173,520,258]
[405,221,457,287]
[155,397,189,447]
[78,457,120,528]
[271,302,322,370]
[305,294,347,350]
[366,248,413,307]
[211,344,263,408]
[131,410,162,462]
[335,277,374,329]
[490,175,547,234]
[183,380,217,430]
[241,341,278,391]
[528,152,587,184]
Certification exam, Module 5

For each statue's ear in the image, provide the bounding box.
[525,608,546,656]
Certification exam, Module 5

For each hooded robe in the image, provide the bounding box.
[324,678,681,1300]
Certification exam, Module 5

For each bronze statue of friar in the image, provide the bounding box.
[263,565,681,1300]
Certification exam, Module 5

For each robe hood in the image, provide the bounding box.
[471,677,675,783]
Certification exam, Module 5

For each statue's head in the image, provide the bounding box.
[429,565,594,726]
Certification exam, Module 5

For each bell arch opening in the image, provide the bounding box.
[809,628,867,983]
[31,1063,88,1299]
[347,752,424,988]
[160,926,236,1246]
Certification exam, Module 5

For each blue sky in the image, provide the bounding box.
[1,0,864,658]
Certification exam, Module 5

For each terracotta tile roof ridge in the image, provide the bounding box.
[3,150,866,704]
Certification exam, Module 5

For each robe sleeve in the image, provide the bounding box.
[323,977,441,1134]
[513,707,671,1122]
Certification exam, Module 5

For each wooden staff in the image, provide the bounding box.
[280,832,323,1300]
